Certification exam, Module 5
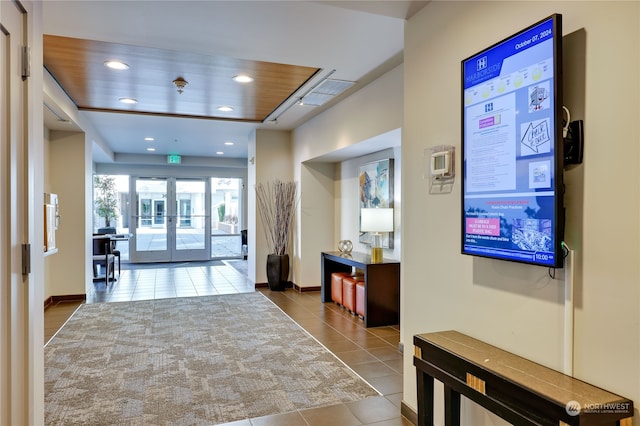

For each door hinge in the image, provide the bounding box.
[22,244,31,275]
[21,46,30,79]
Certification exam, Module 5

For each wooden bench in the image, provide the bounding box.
[414,330,633,425]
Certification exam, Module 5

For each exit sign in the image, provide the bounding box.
[167,154,181,164]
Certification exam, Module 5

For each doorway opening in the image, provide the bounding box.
[92,174,244,263]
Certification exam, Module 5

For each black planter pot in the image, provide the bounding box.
[266,254,289,291]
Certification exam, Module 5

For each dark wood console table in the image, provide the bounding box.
[414,330,633,426]
[321,251,399,327]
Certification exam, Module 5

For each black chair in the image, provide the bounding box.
[92,236,115,284]
[241,229,247,260]
[95,229,121,276]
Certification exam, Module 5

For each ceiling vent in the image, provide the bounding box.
[300,78,356,106]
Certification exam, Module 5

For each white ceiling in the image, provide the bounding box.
[43,1,428,163]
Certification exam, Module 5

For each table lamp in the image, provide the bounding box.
[360,208,393,263]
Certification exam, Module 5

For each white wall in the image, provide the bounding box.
[403,2,640,423]
[95,163,247,180]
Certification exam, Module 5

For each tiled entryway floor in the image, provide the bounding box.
[44,262,410,426]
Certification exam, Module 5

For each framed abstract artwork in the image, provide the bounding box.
[359,159,394,248]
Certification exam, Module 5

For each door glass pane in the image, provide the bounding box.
[179,200,191,227]
[92,174,130,260]
[176,179,205,251]
[211,178,242,258]
[135,179,167,252]
[153,200,165,225]
[141,199,152,226]
[93,174,129,232]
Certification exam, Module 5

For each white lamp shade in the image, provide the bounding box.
[360,208,394,233]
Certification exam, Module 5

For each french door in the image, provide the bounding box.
[129,177,210,262]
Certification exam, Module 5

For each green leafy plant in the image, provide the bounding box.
[217,203,226,222]
[94,175,119,228]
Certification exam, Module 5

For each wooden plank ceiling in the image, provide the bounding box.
[43,35,320,122]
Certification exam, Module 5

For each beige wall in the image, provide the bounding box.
[338,148,401,261]
[37,4,640,423]
[293,65,404,288]
[294,147,402,289]
[249,129,293,285]
[294,65,403,162]
[297,162,336,287]
[44,61,107,300]
[45,131,92,298]
[403,1,640,423]
[44,127,53,300]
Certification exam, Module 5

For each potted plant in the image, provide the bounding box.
[255,180,298,291]
[94,175,119,234]
[217,202,225,223]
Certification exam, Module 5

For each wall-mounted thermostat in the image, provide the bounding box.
[428,145,455,180]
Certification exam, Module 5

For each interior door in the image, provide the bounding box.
[129,177,210,262]
[0,1,39,424]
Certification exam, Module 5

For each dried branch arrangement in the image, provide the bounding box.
[255,180,299,255]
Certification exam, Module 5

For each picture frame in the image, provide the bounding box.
[359,158,394,248]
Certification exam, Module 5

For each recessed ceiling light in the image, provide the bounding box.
[144,137,155,141]
[233,75,253,83]
[216,151,224,155]
[217,106,233,112]
[224,141,234,146]
[146,147,156,152]
[104,60,129,70]
[119,97,138,104]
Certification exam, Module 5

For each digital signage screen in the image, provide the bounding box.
[461,14,564,268]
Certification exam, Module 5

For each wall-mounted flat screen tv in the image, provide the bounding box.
[461,14,564,268]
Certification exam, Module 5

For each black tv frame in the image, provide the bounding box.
[461,14,564,268]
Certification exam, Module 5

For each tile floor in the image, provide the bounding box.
[44,261,411,426]
[87,261,255,303]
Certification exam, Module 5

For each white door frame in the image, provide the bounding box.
[1,1,45,424]
[129,176,211,262]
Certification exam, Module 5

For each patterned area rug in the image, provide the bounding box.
[44,293,378,425]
